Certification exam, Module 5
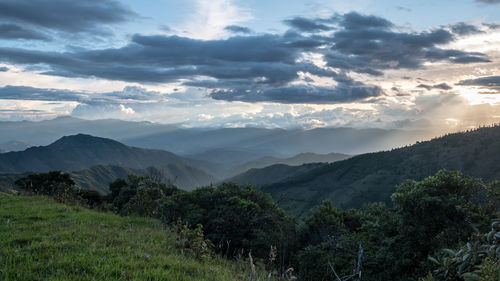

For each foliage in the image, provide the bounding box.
[171,219,214,261]
[106,175,180,216]
[429,220,500,281]
[14,171,102,206]
[15,171,77,196]
[159,182,294,261]
[390,170,487,279]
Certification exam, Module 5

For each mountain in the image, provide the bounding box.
[0,140,34,152]
[230,152,351,177]
[258,125,500,216]
[0,134,218,190]
[0,134,183,173]
[227,163,325,187]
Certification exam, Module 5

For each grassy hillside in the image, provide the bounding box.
[0,195,272,281]
[261,125,500,216]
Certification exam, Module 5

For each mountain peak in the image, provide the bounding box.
[49,134,125,149]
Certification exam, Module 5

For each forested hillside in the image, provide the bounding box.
[259,125,500,215]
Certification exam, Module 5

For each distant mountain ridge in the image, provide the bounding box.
[230,152,351,177]
[227,163,325,187]
[252,125,500,216]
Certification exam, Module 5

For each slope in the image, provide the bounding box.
[261,125,500,216]
[0,195,271,281]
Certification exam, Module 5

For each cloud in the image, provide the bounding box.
[449,22,484,36]
[325,13,490,71]
[396,6,412,12]
[283,17,332,32]
[335,12,394,30]
[476,0,500,4]
[0,0,136,34]
[0,24,50,40]
[224,25,252,34]
[210,83,383,104]
[119,104,135,115]
[0,85,166,104]
[0,67,8,72]
[457,75,500,93]
[417,83,453,91]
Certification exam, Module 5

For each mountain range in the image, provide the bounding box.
[0,116,435,157]
[0,134,354,193]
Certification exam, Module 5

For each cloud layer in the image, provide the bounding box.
[0,11,492,104]
[0,0,136,34]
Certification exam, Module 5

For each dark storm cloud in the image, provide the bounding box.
[0,24,50,41]
[224,25,252,34]
[417,83,453,91]
[0,0,136,33]
[283,17,333,32]
[458,76,500,93]
[0,12,492,104]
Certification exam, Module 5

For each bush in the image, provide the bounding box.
[171,219,214,261]
[15,171,83,204]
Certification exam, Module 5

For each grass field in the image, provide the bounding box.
[0,195,271,281]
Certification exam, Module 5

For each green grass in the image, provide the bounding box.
[0,195,269,281]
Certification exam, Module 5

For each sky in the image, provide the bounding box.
[0,0,500,133]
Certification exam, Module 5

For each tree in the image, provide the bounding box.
[391,170,486,279]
